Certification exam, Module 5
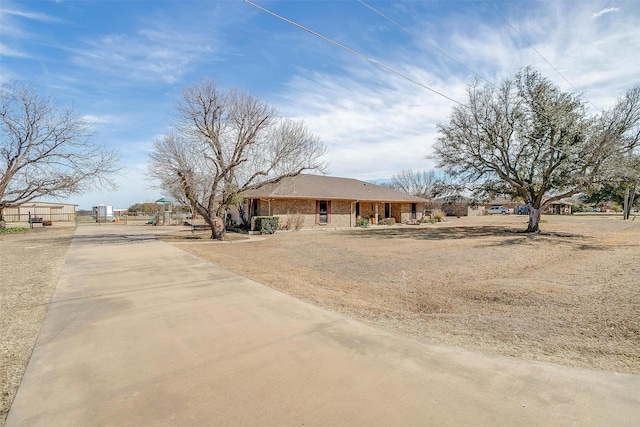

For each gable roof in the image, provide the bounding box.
[242,174,427,203]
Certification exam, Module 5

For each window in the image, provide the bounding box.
[319,201,328,223]
[249,199,260,217]
[384,203,391,218]
[355,202,360,217]
[316,200,331,224]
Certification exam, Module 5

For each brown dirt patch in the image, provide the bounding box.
[0,227,74,426]
[167,215,640,374]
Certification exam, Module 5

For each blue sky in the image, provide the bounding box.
[1,0,639,209]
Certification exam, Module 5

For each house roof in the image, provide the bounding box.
[242,174,427,203]
[16,201,78,207]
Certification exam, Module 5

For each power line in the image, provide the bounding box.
[243,0,606,162]
[242,0,464,107]
[358,0,496,88]
[484,0,602,112]
[388,0,606,160]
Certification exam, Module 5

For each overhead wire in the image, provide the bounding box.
[356,0,610,162]
[243,0,616,163]
[242,0,465,107]
[358,0,496,88]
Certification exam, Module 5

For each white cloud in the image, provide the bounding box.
[68,9,232,84]
[272,1,640,180]
[71,31,210,84]
[82,114,111,124]
[278,63,464,180]
[0,4,59,55]
[593,7,620,18]
[0,42,29,58]
[0,7,59,23]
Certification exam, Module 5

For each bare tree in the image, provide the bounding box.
[148,80,327,239]
[388,169,438,198]
[0,80,120,228]
[432,67,640,232]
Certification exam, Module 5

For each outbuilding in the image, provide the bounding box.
[2,201,77,223]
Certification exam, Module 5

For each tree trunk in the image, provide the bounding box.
[0,206,5,229]
[623,183,636,220]
[623,187,629,220]
[210,215,225,240]
[525,206,542,232]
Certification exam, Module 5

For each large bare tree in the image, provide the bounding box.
[433,67,640,232]
[148,79,327,239]
[0,81,120,228]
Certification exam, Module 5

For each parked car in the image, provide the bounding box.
[487,206,509,215]
[517,206,529,215]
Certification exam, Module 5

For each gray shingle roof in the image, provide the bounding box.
[242,174,427,203]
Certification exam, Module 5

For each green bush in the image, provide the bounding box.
[254,216,279,234]
[356,218,370,228]
[572,204,590,213]
[378,217,396,226]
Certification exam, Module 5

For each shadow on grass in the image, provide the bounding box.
[339,226,602,249]
[341,226,523,241]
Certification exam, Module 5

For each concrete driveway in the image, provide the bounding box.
[6,225,640,426]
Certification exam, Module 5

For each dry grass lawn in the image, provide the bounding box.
[1,215,638,425]
[165,214,640,374]
[0,227,74,426]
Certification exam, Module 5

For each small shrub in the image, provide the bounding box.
[279,213,305,231]
[431,209,446,222]
[378,217,396,226]
[356,218,370,228]
[254,216,279,234]
[293,213,305,231]
[279,215,293,230]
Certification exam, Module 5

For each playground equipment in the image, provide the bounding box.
[147,212,160,225]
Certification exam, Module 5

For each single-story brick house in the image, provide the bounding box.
[546,200,573,215]
[241,174,428,228]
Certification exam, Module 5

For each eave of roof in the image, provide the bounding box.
[242,174,427,203]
